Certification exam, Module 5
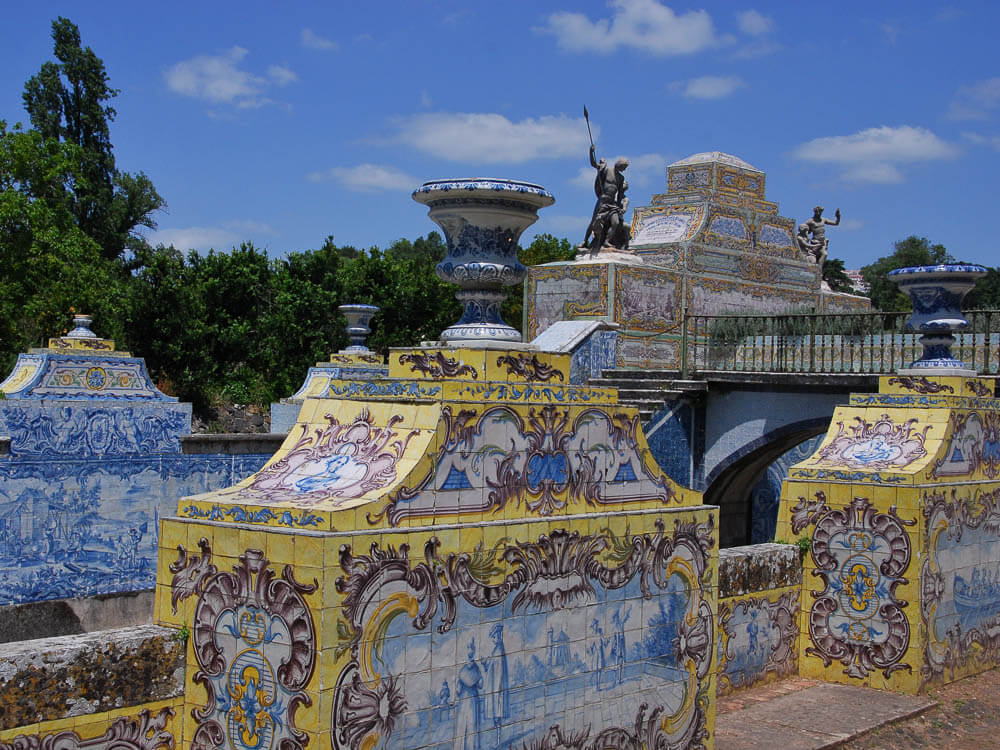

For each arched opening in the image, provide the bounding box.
[704,419,829,548]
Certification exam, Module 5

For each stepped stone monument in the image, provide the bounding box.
[526,152,869,370]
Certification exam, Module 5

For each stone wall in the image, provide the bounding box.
[0,625,184,749]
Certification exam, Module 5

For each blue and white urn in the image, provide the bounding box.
[338,303,379,352]
[889,263,987,373]
[413,178,554,344]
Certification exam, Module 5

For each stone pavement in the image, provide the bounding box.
[715,678,936,750]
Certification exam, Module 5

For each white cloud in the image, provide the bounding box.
[267,65,298,86]
[737,9,772,35]
[625,152,667,186]
[570,165,596,189]
[570,152,665,189]
[841,163,904,184]
[840,218,864,231]
[307,163,419,192]
[731,40,780,59]
[165,47,297,108]
[962,131,1000,150]
[394,112,592,163]
[538,0,721,56]
[949,78,1000,121]
[147,221,274,252]
[675,75,744,100]
[301,28,337,51]
[792,125,958,183]
[420,90,432,108]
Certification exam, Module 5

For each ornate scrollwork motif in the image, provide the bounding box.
[190,550,317,750]
[496,353,565,382]
[168,537,216,615]
[0,708,175,750]
[398,351,478,379]
[888,375,955,394]
[806,497,915,679]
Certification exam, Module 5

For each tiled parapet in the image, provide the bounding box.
[776,373,1000,694]
[158,343,715,749]
[716,544,801,696]
[0,318,189,458]
[159,506,718,750]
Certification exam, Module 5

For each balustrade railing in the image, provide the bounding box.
[679,309,1000,378]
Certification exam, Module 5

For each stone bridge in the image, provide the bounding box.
[594,370,881,547]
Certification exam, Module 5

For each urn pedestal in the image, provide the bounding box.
[412,178,554,346]
[888,264,987,375]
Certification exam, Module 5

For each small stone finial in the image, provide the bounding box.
[47,314,116,352]
[66,314,98,339]
[339,304,379,352]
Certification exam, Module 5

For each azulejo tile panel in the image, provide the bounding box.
[0,403,191,457]
[613,266,681,333]
[0,453,269,606]
[921,485,1000,688]
[331,511,716,750]
[717,588,799,696]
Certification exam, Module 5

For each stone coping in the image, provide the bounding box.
[180,433,287,454]
[0,624,184,727]
[719,542,801,598]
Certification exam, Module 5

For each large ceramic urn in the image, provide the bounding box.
[412,178,554,344]
[889,263,987,373]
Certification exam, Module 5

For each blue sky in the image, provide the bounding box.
[2,1,998,269]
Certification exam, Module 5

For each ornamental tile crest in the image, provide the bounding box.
[797,496,915,679]
[332,517,714,750]
[183,549,317,750]
[371,404,678,525]
[220,409,417,507]
[812,414,930,471]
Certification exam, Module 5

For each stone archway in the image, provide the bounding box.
[704,419,829,547]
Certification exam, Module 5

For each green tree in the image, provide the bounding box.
[22,17,163,263]
[861,236,953,311]
[0,122,125,370]
[966,267,1000,309]
[822,257,855,294]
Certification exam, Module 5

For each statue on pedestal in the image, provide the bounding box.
[582,108,630,257]
[797,205,840,266]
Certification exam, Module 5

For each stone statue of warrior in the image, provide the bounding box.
[797,205,840,266]
[583,145,630,256]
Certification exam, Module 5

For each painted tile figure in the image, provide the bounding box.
[332,518,714,750]
[923,487,1000,687]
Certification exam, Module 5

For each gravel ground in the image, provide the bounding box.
[838,667,1000,749]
